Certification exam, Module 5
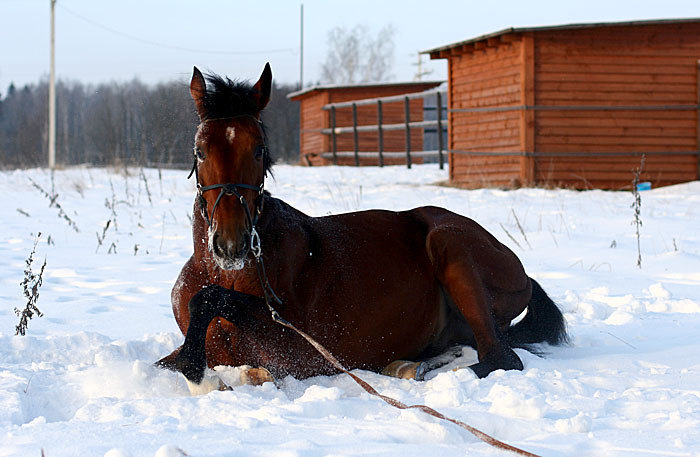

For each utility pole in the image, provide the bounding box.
[48,0,56,168]
[413,52,433,81]
[299,3,304,89]
[416,52,422,81]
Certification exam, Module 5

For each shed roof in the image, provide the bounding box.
[424,17,700,58]
[287,80,443,101]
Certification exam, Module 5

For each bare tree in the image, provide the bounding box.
[320,24,396,84]
[264,83,300,163]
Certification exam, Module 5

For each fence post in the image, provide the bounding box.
[330,105,338,165]
[352,103,359,167]
[377,100,384,167]
[404,96,412,169]
[436,91,445,170]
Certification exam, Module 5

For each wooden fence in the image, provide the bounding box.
[314,88,448,169]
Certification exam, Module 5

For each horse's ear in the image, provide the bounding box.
[190,66,207,119]
[252,62,272,112]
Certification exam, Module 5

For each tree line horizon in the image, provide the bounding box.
[0,77,301,169]
[0,24,395,169]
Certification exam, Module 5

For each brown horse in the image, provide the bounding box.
[157,63,567,392]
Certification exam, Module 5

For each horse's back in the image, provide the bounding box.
[305,204,530,298]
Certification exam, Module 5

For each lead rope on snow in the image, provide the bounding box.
[249,237,542,457]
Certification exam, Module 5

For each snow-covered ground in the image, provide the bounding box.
[1,164,699,457]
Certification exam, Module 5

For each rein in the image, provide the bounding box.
[189,120,542,457]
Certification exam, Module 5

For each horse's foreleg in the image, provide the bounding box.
[155,345,182,371]
[172,284,264,386]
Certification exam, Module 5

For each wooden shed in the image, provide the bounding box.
[288,81,443,166]
[426,18,700,189]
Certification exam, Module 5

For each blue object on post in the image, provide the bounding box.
[636,181,652,191]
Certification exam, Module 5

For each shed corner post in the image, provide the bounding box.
[519,33,536,187]
[297,98,304,165]
[436,91,445,170]
[696,60,700,180]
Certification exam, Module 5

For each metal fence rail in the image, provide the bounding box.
[447,150,700,157]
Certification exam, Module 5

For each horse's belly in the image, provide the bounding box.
[316,274,443,370]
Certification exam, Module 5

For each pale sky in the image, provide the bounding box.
[1,0,700,93]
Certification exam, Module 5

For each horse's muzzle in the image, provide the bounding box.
[211,232,248,270]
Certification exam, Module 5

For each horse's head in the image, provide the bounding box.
[189,63,273,270]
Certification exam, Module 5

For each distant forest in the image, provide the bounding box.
[0,79,300,169]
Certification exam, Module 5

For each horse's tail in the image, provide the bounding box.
[506,278,568,348]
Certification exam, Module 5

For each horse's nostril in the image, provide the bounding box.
[212,233,224,256]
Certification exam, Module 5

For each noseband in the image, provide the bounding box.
[188,115,268,258]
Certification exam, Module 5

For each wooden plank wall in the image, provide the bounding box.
[450,40,523,187]
[299,92,329,166]
[534,23,700,189]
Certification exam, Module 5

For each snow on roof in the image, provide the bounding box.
[423,17,700,56]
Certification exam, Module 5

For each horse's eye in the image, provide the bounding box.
[194,146,205,161]
[255,145,266,159]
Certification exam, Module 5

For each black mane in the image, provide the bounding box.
[200,73,261,121]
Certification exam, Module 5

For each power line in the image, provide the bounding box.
[56,3,296,56]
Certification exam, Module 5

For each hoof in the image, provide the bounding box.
[381,360,427,381]
[240,367,275,386]
[185,369,227,396]
[468,346,524,378]
[155,357,176,371]
[154,347,182,372]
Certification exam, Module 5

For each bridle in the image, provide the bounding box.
[187,115,268,258]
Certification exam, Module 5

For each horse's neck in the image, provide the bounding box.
[256,196,310,241]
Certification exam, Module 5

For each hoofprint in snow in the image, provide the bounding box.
[1,164,699,457]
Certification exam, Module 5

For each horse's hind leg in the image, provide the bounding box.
[382,360,427,380]
[421,345,465,372]
[382,346,464,381]
[428,233,523,378]
[239,366,275,386]
[442,268,522,378]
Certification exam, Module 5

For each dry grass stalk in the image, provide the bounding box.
[499,223,523,250]
[631,155,645,269]
[28,177,79,232]
[15,233,47,336]
[139,167,153,207]
[511,209,532,249]
[95,219,112,253]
